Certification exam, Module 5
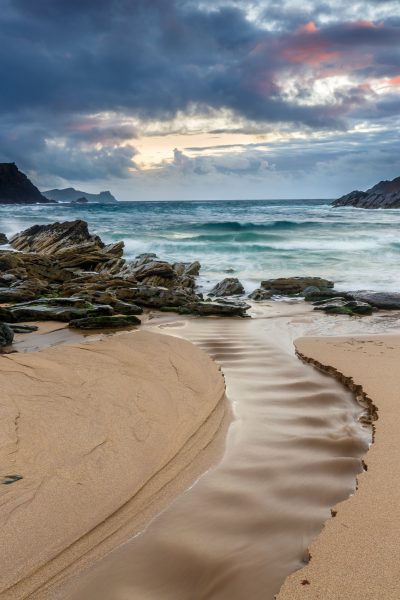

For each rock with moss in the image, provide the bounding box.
[313,298,373,316]
[69,315,141,329]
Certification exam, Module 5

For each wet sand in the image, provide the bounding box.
[54,308,371,600]
[0,330,226,599]
[278,334,400,600]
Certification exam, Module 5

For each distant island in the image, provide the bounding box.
[0,163,54,204]
[43,188,117,203]
[333,175,400,209]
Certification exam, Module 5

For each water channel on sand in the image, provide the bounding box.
[55,303,372,600]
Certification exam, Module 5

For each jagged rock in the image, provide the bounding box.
[333,176,400,209]
[0,163,53,204]
[0,250,69,283]
[10,220,105,254]
[69,315,141,329]
[209,278,245,297]
[10,221,125,275]
[349,291,400,310]
[184,261,201,277]
[0,233,8,245]
[0,323,14,347]
[313,299,373,316]
[261,276,334,295]
[248,288,273,301]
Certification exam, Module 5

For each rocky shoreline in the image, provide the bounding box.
[1,219,400,348]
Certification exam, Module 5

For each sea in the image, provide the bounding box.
[1,199,399,294]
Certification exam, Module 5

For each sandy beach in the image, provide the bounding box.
[278,334,400,600]
[0,330,226,599]
[50,306,372,600]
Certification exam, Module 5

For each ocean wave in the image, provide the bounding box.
[185,220,323,232]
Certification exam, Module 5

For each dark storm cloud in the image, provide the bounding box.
[0,0,399,182]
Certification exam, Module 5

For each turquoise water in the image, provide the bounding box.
[1,199,400,293]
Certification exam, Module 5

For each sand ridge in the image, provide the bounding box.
[0,330,226,599]
[278,334,400,600]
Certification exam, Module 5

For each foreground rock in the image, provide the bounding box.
[0,323,14,347]
[7,300,113,323]
[333,175,400,209]
[0,163,53,204]
[0,219,250,322]
[69,315,141,329]
[209,278,245,297]
[261,276,334,295]
[350,291,400,310]
[248,288,273,301]
[10,220,125,275]
[162,300,249,318]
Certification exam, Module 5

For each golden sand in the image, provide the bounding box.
[278,334,400,600]
[0,330,226,599]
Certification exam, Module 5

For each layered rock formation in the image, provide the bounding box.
[0,220,249,338]
[43,187,117,203]
[0,163,52,204]
[333,176,400,208]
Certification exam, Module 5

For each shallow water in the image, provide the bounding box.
[1,199,400,292]
[57,307,371,600]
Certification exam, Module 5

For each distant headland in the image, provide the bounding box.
[43,188,117,203]
[0,163,117,204]
[333,175,400,209]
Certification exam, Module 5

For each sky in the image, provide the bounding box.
[0,0,399,200]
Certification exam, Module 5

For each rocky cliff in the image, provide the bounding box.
[0,163,52,204]
[332,176,400,208]
[43,187,117,203]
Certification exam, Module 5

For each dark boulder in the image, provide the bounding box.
[313,298,373,316]
[0,233,8,245]
[349,291,400,310]
[261,276,334,295]
[186,300,249,317]
[248,288,273,301]
[209,278,245,297]
[69,315,141,329]
[0,323,14,347]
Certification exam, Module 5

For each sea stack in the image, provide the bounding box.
[0,163,53,204]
